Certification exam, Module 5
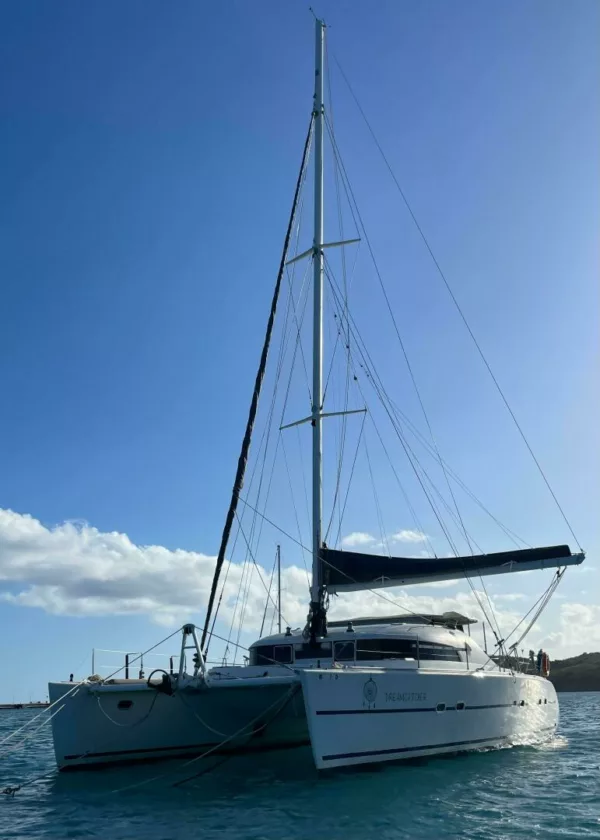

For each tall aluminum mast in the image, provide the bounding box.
[310,17,326,638]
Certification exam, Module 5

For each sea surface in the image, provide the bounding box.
[1,693,599,840]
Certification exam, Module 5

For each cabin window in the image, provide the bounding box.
[334,640,355,662]
[250,645,293,665]
[117,700,133,710]
[294,642,332,660]
[356,638,418,661]
[418,643,461,662]
[250,646,275,665]
[273,645,293,664]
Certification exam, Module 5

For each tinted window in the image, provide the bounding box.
[294,642,333,660]
[250,645,274,665]
[419,643,461,662]
[250,645,293,665]
[334,641,355,662]
[273,645,293,664]
[356,638,418,661]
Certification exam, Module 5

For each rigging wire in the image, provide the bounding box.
[330,409,367,547]
[322,118,509,647]
[226,215,310,653]
[280,433,311,588]
[324,113,473,559]
[363,430,392,558]
[233,510,290,627]
[332,55,582,554]
[322,251,362,543]
[324,261,505,646]
[201,115,314,654]
[259,549,278,638]
[386,394,530,549]
[280,260,313,423]
[211,126,314,655]
[237,490,444,627]
[324,258,462,555]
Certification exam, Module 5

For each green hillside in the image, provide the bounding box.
[548,652,600,692]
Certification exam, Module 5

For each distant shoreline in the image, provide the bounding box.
[556,688,600,693]
[548,652,600,693]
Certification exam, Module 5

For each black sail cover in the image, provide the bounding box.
[321,544,583,593]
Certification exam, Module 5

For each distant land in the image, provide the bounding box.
[549,652,600,692]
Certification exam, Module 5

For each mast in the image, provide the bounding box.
[277,543,282,634]
[310,17,326,639]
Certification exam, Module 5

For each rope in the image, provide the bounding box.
[0,626,183,757]
[176,691,228,739]
[111,684,299,794]
[0,685,81,748]
[2,768,57,797]
[0,704,66,759]
[172,684,300,788]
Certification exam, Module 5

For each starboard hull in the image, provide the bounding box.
[301,668,558,769]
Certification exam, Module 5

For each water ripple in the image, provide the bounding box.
[1,694,599,839]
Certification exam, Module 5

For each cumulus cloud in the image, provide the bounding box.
[539,602,600,658]
[390,530,429,544]
[340,532,376,548]
[340,530,429,550]
[0,508,592,659]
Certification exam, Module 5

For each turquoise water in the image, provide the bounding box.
[1,693,599,839]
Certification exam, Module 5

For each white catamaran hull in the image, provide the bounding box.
[50,666,557,771]
[301,668,558,770]
[48,676,306,771]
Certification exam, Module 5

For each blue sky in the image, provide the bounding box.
[0,1,598,701]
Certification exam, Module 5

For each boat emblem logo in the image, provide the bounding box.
[363,678,378,706]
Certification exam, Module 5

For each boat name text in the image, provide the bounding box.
[385,692,427,703]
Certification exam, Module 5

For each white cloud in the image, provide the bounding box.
[0,509,594,660]
[493,593,527,602]
[340,530,430,551]
[539,602,600,659]
[340,532,376,548]
[390,530,429,544]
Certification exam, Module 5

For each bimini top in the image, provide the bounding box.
[321,544,584,593]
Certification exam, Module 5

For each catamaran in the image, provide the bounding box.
[47,17,584,772]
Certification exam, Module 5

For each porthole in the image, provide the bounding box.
[544,698,547,704]
[456,702,465,711]
[117,700,133,710]
[538,698,542,705]
[519,700,526,707]
[436,703,446,713]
